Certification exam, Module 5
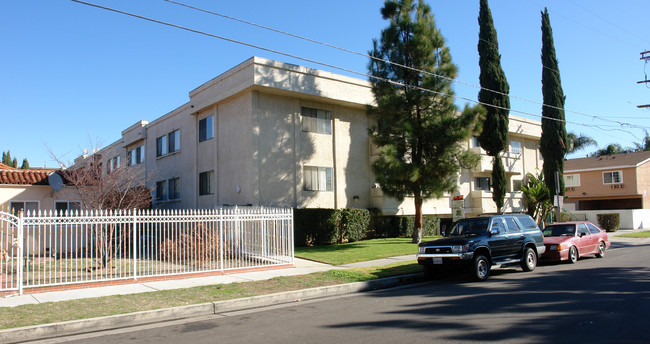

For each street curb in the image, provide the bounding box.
[0,274,423,343]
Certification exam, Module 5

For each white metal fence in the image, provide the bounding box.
[0,207,293,294]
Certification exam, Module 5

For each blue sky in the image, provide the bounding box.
[2,0,649,168]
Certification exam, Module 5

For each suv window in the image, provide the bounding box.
[514,215,538,231]
[586,223,601,234]
[490,218,506,234]
[504,217,522,232]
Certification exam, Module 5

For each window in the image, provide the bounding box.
[474,177,491,191]
[603,171,622,184]
[471,136,481,148]
[199,116,214,142]
[156,130,180,157]
[168,130,180,153]
[168,177,180,200]
[577,224,589,236]
[156,180,167,201]
[10,201,38,215]
[199,171,214,196]
[156,135,168,157]
[587,223,601,234]
[512,179,523,192]
[301,107,331,134]
[510,140,522,154]
[564,174,580,187]
[504,217,522,232]
[303,166,333,191]
[55,201,81,214]
[128,146,144,166]
[108,156,121,172]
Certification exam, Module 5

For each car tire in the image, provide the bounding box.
[596,241,606,258]
[520,247,537,272]
[472,254,490,282]
[568,246,578,264]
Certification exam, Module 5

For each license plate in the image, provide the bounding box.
[432,257,443,264]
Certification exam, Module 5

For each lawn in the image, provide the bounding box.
[616,231,650,238]
[294,236,438,265]
[0,261,421,330]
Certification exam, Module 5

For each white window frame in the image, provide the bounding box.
[55,201,82,214]
[474,177,491,191]
[10,201,40,215]
[303,166,333,191]
[603,171,623,185]
[301,107,332,135]
[199,116,214,142]
[564,174,581,187]
[510,140,522,154]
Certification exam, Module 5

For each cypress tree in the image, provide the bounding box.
[540,8,567,200]
[11,158,17,168]
[1,151,7,165]
[477,0,510,213]
[369,0,480,243]
[21,159,30,169]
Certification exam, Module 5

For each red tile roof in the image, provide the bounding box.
[0,163,58,186]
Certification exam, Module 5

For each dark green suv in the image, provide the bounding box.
[416,214,545,281]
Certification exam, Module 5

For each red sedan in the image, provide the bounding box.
[541,221,611,263]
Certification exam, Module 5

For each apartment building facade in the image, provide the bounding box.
[78,57,543,219]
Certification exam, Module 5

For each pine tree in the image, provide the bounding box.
[540,8,567,200]
[11,158,17,168]
[21,159,30,169]
[2,151,11,166]
[369,0,480,243]
[477,0,510,213]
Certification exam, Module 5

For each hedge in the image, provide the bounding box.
[294,208,440,246]
[597,213,620,232]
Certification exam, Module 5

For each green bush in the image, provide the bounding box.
[339,208,371,243]
[368,214,440,238]
[294,208,371,246]
[597,213,620,232]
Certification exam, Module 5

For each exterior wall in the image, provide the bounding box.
[72,57,542,219]
[569,209,650,229]
[565,166,643,210]
[0,185,80,213]
[636,162,650,208]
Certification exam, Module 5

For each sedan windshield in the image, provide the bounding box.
[543,224,576,237]
[449,218,489,236]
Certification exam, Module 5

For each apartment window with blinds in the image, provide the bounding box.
[10,201,39,215]
[199,116,214,142]
[128,146,144,166]
[603,171,622,184]
[199,171,214,196]
[168,177,180,200]
[168,130,180,153]
[510,140,522,154]
[475,177,491,191]
[303,166,333,191]
[564,174,580,187]
[156,135,168,157]
[156,180,167,201]
[301,107,331,134]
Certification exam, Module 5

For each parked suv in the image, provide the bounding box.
[417,214,545,281]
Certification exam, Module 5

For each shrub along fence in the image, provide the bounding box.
[294,208,440,247]
[0,207,293,294]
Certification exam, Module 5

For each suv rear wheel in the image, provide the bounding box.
[472,254,490,281]
[520,247,537,272]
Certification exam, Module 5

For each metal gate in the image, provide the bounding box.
[0,211,22,293]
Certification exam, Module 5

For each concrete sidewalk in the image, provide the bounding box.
[0,255,416,308]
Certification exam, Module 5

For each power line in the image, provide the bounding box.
[70,0,648,140]
[164,0,649,134]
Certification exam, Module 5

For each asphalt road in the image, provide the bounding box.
[49,241,649,344]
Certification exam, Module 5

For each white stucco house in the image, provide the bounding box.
[75,56,543,220]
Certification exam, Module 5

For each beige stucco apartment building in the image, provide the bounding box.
[74,57,543,220]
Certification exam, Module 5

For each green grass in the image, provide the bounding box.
[294,236,438,265]
[0,261,421,330]
[616,231,650,238]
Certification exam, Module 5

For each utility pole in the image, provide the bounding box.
[638,50,650,108]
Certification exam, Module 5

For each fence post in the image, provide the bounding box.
[133,209,137,281]
[17,212,24,295]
